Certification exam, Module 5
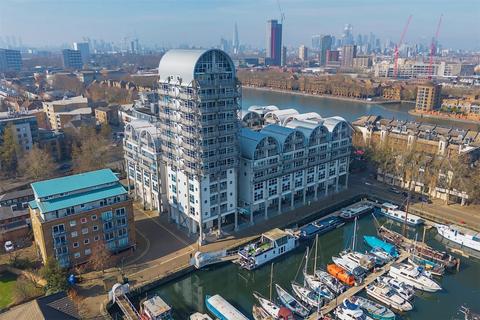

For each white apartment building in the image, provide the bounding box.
[238,109,351,221]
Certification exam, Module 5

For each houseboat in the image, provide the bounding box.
[436,224,480,253]
[205,295,249,320]
[379,203,424,226]
[340,204,374,221]
[298,216,345,240]
[238,229,297,270]
[141,295,173,320]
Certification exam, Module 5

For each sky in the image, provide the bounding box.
[0,0,478,50]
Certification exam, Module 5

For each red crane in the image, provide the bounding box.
[428,15,443,79]
[393,15,413,79]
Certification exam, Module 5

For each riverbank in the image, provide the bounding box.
[409,110,480,125]
[243,86,414,105]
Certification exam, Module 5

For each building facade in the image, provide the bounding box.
[62,49,83,70]
[299,45,308,61]
[319,35,333,66]
[29,169,135,267]
[415,83,442,112]
[0,49,22,72]
[342,45,357,68]
[42,95,91,130]
[266,20,283,66]
[0,112,39,152]
[73,42,90,64]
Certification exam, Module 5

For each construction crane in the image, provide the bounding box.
[428,15,443,79]
[393,15,413,79]
[277,0,285,24]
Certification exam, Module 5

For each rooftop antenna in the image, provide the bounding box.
[277,0,285,24]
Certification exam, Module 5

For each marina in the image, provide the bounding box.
[113,200,480,320]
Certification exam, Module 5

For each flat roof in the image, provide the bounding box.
[0,188,34,202]
[31,169,119,199]
[31,184,127,213]
[264,228,289,241]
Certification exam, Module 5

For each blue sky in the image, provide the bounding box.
[0,0,478,50]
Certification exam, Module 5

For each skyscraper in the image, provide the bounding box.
[0,49,22,72]
[342,24,354,45]
[319,35,333,66]
[311,35,321,50]
[342,45,357,68]
[61,49,83,70]
[266,19,282,66]
[73,42,90,64]
[298,45,308,61]
[233,22,239,55]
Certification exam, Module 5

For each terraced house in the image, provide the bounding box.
[29,169,135,267]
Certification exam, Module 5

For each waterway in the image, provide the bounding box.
[241,87,479,130]
[132,212,480,320]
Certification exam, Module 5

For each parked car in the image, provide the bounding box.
[4,241,14,252]
[388,187,402,194]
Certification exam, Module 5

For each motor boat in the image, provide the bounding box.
[366,281,413,312]
[332,256,365,278]
[388,263,442,292]
[333,299,373,320]
[377,276,415,301]
[349,296,396,320]
[315,268,346,295]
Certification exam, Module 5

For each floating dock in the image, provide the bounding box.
[309,250,410,318]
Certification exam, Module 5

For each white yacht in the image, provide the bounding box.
[315,268,346,295]
[389,263,442,292]
[366,281,413,312]
[334,299,373,320]
[340,250,376,270]
[378,276,415,301]
[303,272,335,301]
[189,313,213,320]
[436,224,480,252]
[238,229,297,270]
[253,292,282,319]
[379,202,424,226]
[332,256,365,278]
[291,282,323,309]
[340,204,374,221]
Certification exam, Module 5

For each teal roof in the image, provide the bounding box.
[31,169,119,199]
[31,184,127,213]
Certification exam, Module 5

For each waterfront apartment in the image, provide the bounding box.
[353,115,480,205]
[123,48,351,242]
[415,83,442,112]
[29,169,135,267]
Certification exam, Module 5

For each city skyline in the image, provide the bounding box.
[0,0,478,50]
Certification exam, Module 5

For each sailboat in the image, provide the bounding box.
[275,284,310,317]
[291,282,324,309]
[315,268,346,295]
[303,236,335,300]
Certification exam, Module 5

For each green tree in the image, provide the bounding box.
[19,145,57,181]
[0,124,20,177]
[40,258,69,295]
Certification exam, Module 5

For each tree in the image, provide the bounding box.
[40,258,69,295]
[0,124,20,177]
[72,135,110,173]
[13,276,44,304]
[89,241,115,274]
[19,145,57,181]
[99,123,112,140]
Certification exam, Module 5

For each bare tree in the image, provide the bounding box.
[89,241,115,274]
[72,135,110,173]
[19,145,57,181]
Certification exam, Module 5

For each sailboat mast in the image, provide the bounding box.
[270,263,273,300]
[403,193,410,236]
[314,234,318,272]
[352,217,357,251]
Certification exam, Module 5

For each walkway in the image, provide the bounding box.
[312,250,410,318]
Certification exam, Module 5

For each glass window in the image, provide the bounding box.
[73,242,79,248]
[81,217,87,224]
[74,252,81,259]
[71,231,78,238]
[69,220,76,227]
[91,215,97,220]
[81,227,88,235]
[85,248,91,255]
[84,238,89,245]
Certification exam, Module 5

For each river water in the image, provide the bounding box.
[241,87,478,130]
[133,211,480,320]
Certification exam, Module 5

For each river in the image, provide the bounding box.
[241,87,478,130]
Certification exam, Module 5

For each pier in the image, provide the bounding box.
[309,250,410,318]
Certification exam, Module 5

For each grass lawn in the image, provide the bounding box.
[0,271,18,310]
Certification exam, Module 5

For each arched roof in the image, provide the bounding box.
[264,109,299,125]
[261,124,306,149]
[323,116,348,132]
[239,128,279,159]
[158,49,234,85]
[240,110,262,122]
[248,105,279,115]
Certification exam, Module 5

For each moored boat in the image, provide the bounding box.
[303,271,335,300]
[364,235,398,257]
[315,268,346,295]
[298,216,345,240]
[253,292,281,319]
[340,250,376,270]
[340,204,374,221]
[334,299,373,320]
[388,263,442,292]
[238,229,297,270]
[350,296,396,320]
[408,254,445,277]
[378,203,424,226]
[141,295,173,320]
[377,276,415,301]
[436,224,480,253]
[327,263,356,286]
[205,294,249,320]
[291,282,323,309]
[366,281,413,312]
[252,305,274,320]
[332,256,366,278]
[189,313,213,320]
[275,284,310,318]
[369,247,394,265]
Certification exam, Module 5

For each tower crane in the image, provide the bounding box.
[393,15,413,79]
[428,15,443,79]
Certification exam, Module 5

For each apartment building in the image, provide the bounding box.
[62,49,83,70]
[0,112,39,151]
[238,113,351,222]
[0,49,22,72]
[42,95,91,130]
[353,115,480,204]
[29,169,135,267]
[415,83,442,112]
